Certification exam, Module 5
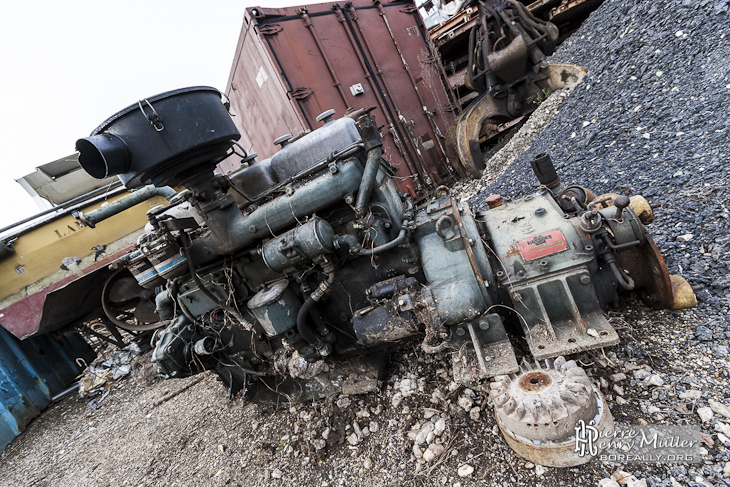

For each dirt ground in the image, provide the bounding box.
[0,301,726,487]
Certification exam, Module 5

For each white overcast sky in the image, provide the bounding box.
[0,0,303,228]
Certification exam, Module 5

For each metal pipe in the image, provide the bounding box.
[78,185,176,228]
[0,180,123,235]
[402,7,461,116]
[51,382,80,402]
[333,3,402,151]
[191,158,364,258]
[335,221,410,256]
[354,147,381,214]
[359,226,408,255]
[373,3,451,171]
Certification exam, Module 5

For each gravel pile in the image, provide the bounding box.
[477,0,730,300]
[1,1,730,486]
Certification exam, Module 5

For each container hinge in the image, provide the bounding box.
[259,24,283,35]
[289,88,314,100]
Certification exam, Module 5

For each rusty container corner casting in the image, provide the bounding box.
[222,0,460,199]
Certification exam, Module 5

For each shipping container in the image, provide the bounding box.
[223,0,460,199]
[0,326,94,452]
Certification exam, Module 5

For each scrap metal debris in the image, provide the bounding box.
[77,343,141,398]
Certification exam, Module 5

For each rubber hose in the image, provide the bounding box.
[359,226,408,256]
[296,297,322,347]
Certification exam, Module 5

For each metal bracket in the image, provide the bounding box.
[451,314,518,383]
[259,24,283,35]
[289,87,314,100]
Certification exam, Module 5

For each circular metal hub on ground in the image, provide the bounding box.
[490,356,614,467]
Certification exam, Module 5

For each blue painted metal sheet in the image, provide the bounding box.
[0,327,94,452]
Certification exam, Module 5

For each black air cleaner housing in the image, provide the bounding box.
[76,86,240,189]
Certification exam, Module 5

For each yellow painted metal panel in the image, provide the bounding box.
[0,194,167,301]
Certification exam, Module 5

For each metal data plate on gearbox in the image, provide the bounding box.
[518,229,568,261]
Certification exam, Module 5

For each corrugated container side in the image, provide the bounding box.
[223,0,459,199]
[0,327,94,452]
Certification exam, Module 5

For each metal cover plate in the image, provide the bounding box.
[518,229,568,261]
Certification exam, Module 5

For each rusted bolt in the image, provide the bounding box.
[345,194,354,205]
[580,275,592,285]
[486,194,503,209]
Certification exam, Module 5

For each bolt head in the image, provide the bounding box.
[455,327,466,336]
[580,275,592,284]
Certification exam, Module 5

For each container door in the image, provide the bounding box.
[254,0,457,199]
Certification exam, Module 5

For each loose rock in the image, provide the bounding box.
[457,464,474,477]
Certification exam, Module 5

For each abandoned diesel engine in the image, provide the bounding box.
[76,87,695,413]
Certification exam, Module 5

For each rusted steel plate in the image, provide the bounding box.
[0,326,95,451]
[0,247,132,339]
